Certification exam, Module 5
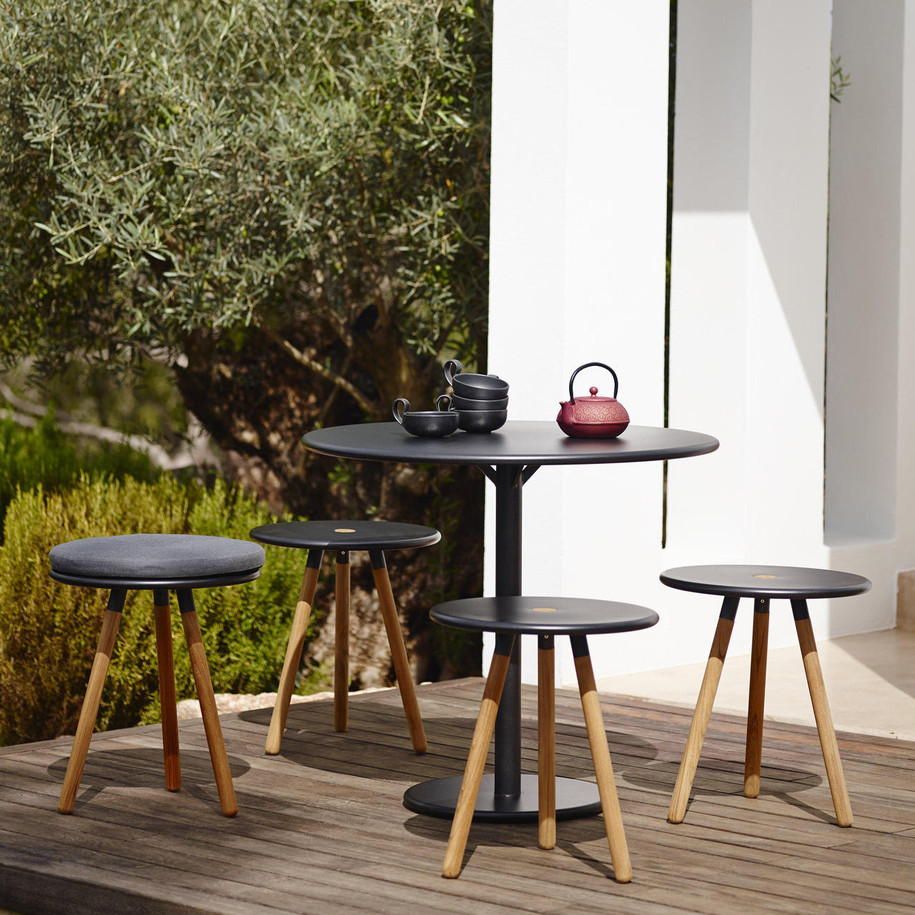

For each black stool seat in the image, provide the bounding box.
[661,564,871,600]
[249,518,440,757]
[431,596,659,635]
[661,562,872,831]
[250,520,440,551]
[432,595,658,882]
[49,534,265,589]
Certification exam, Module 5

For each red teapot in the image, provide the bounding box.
[556,362,630,439]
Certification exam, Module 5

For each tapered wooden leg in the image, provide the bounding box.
[538,634,556,850]
[744,598,769,798]
[792,600,853,827]
[266,553,322,755]
[334,551,350,732]
[669,596,739,823]
[371,552,427,753]
[59,593,125,814]
[153,591,181,791]
[178,591,237,817]
[443,634,514,879]
[571,635,631,884]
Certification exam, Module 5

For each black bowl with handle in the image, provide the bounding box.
[444,359,509,400]
[451,393,510,412]
[393,398,460,438]
[457,409,508,433]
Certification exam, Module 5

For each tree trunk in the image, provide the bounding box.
[175,323,483,686]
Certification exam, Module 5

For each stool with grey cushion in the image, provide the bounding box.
[661,564,871,827]
[429,595,659,882]
[249,520,440,756]
[49,533,265,817]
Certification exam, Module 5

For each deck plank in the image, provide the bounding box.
[1,681,915,913]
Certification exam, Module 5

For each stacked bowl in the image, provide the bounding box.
[443,360,509,433]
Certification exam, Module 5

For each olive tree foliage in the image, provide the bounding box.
[0,0,490,417]
[0,0,490,682]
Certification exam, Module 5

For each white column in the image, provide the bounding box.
[488,0,670,682]
[826,0,912,634]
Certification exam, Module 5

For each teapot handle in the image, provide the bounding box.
[568,362,619,404]
[443,359,463,387]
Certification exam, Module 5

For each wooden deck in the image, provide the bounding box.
[1,678,915,914]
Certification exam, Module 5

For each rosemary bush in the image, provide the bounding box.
[0,475,305,745]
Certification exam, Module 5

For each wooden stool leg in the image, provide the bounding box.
[744,597,769,798]
[669,595,739,823]
[370,551,427,754]
[792,599,853,827]
[571,635,632,884]
[59,591,125,814]
[538,634,556,850]
[153,590,181,791]
[178,590,237,817]
[443,633,515,879]
[266,552,322,755]
[334,551,350,732]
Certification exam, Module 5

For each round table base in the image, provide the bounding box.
[403,774,601,823]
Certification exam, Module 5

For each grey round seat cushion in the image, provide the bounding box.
[50,534,265,581]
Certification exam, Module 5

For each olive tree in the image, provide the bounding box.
[0,0,490,681]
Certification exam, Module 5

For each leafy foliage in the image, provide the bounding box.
[0,0,491,404]
[0,475,306,745]
[831,56,851,103]
[0,0,489,696]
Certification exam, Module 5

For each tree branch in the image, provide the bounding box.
[0,383,217,471]
[0,383,44,417]
[254,319,375,417]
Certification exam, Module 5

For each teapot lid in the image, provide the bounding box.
[577,385,617,403]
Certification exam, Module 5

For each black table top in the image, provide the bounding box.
[430,596,659,635]
[660,565,872,600]
[303,421,719,467]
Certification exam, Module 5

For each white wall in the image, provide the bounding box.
[669,0,836,659]
[826,1,904,545]
[899,0,915,582]
[896,0,915,570]
[488,0,670,685]
[823,0,912,643]
[486,0,915,683]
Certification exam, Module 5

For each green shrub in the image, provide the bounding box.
[0,475,305,745]
[0,413,158,527]
[163,479,311,721]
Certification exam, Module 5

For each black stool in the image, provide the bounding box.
[49,533,266,817]
[429,595,658,882]
[249,520,440,756]
[661,564,871,827]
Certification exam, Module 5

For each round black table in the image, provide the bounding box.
[303,420,719,821]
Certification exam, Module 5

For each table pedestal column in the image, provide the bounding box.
[403,464,601,822]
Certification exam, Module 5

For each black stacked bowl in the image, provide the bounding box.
[443,360,509,433]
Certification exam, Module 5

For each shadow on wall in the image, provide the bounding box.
[673,0,830,416]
